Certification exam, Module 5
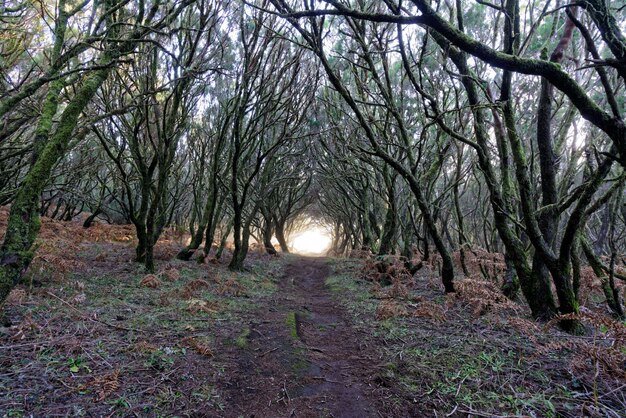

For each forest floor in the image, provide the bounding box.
[1,213,625,417]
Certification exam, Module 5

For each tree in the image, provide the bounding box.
[0,0,196,304]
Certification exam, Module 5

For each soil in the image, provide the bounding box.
[217,256,416,417]
[1,221,624,417]
[0,244,418,417]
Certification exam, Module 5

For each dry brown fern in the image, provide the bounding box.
[186,298,219,314]
[216,278,246,296]
[5,287,27,305]
[205,271,221,284]
[544,311,626,344]
[362,255,412,287]
[9,314,40,341]
[454,277,521,317]
[158,292,171,306]
[376,301,409,320]
[181,336,214,357]
[506,316,541,343]
[140,274,161,288]
[412,301,447,322]
[186,279,211,290]
[350,248,372,259]
[181,279,211,298]
[375,277,410,300]
[543,311,626,380]
[93,369,121,401]
[161,268,181,282]
[577,266,598,306]
[63,368,121,402]
[132,340,157,353]
[71,293,87,304]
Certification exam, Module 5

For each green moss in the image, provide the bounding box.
[286,312,299,339]
[235,328,250,349]
[290,347,310,372]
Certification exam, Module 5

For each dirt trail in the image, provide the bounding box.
[222,256,396,417]
[281,258,376,416]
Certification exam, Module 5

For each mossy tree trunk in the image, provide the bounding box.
[230,209,256,270]
[0,62,112,304]
[262,212,277,256]
[214,219,233,261]
[274,220,289,253]
[202,195,226,258]
[179,125,228,261]
[583,240,624,318]
[427,5,563,318]
[452,144,470,276]
[178,194,216,261]
[531,10,579,323]
[378,168,398,256]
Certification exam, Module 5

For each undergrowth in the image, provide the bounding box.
[0,220,284,416]
[325,256,626,417]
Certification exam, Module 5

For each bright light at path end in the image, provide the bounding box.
[291,227,331,255]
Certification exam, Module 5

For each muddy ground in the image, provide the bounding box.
[1,227,624,417]
[220,256,420,417]
[0,239,419,417]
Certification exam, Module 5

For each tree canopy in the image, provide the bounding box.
[1,0,625,327]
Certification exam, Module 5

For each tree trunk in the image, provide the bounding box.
[230,221,251,271]
[201,196,226,259]
[426,8,557,317]
[262,220,276,255]
[530,10,580,328]
[275,221,289,253]
[83,208,102,228]
[228,203,243,270]
[501,254,519,299]
[178,192,220,261]
[582,239,625,318]
[215,220,233,261]
[135,224,148,263]
[378,171,397,256]
[145,241,155,273]
[0,64,111,306]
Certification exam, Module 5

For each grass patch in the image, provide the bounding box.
[286,312,299,339]
[324,273,377,326]
[319,259,604,417]
[235,327,251,349]
[0,237,290,416]
[290,347,310,373]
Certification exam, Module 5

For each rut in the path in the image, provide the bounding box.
[281,258,375,417]
[221,256,392,418]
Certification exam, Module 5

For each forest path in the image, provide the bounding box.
[222,256,387,417]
